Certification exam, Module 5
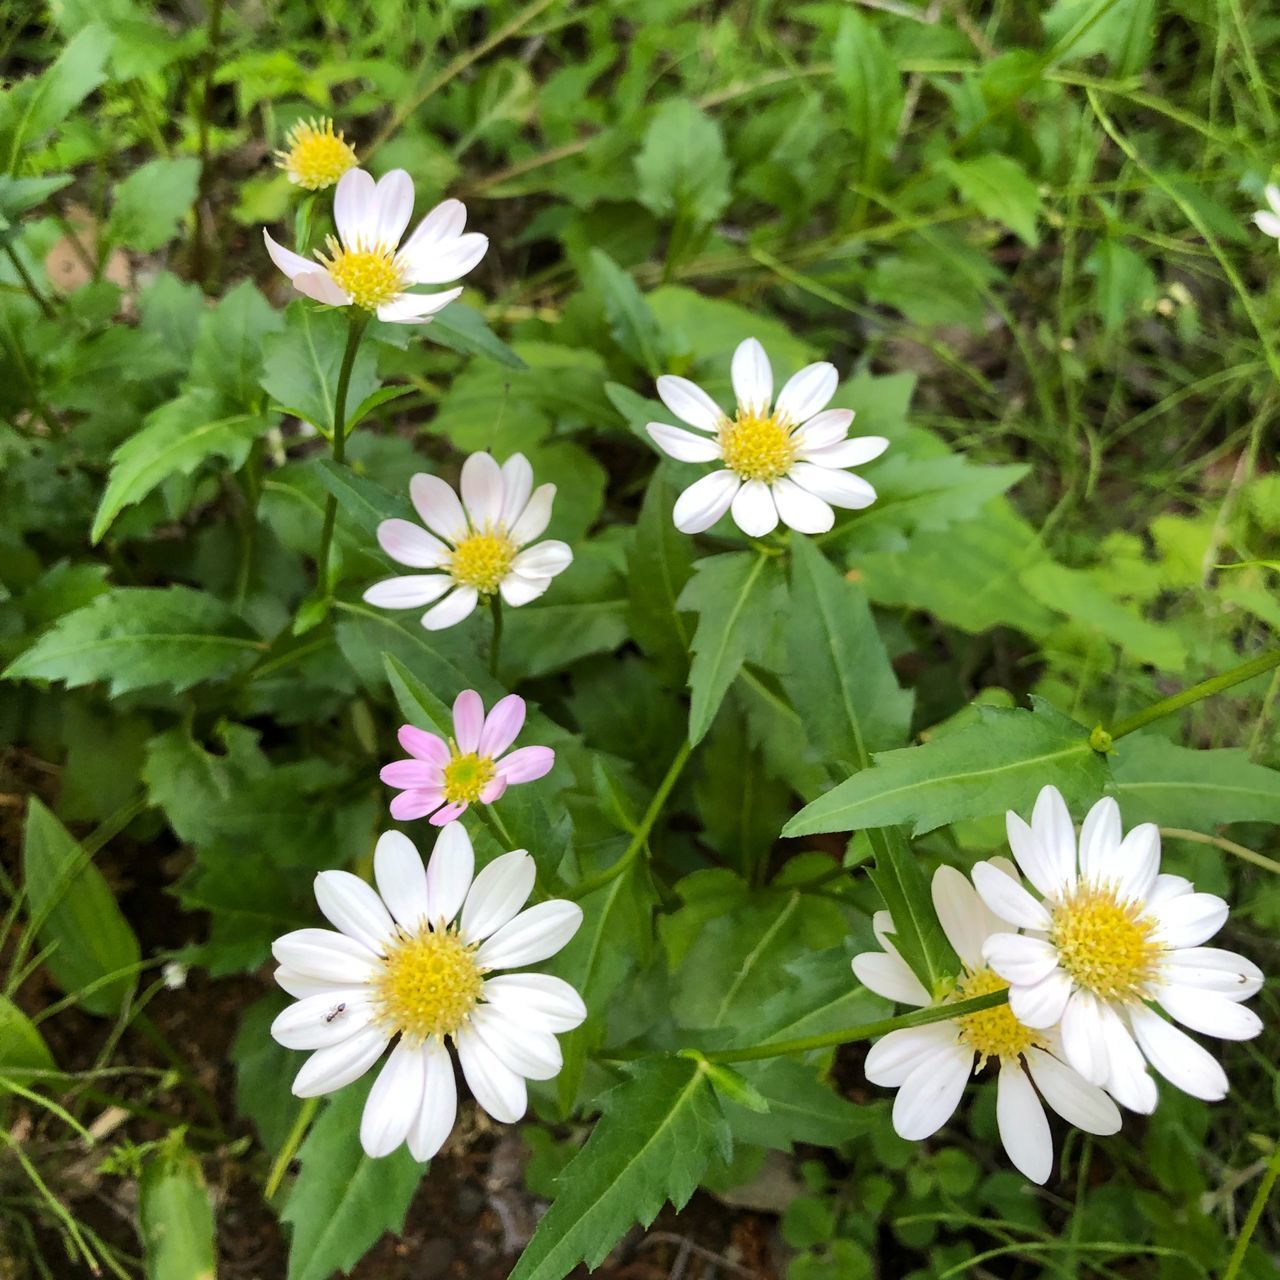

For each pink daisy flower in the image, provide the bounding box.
[381,690,554,825]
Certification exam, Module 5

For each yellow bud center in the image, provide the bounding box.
[1051,883,1161,1002]
[953,966,1042,1066]
[719,407,795,483]
[276,118,357,191]
[318,235,404,311]
[449,531,517,595]
[443,752,495,805]
[374,928,484,1042]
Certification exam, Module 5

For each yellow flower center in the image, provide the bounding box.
[953,966,1042,1066]
[373,928,484,1042]
[1051,883,1161,1002]
[443,752,496,805]
[276,118,357,191]
[449,530,517,595]
[719,407,795,483]
[318,236,404,311]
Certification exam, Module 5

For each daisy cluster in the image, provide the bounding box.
[260,125,1266,1178]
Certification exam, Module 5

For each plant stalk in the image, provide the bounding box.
[316,312,368,597]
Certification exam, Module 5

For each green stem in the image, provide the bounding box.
[5,245,56,318]
[1106,649,1280,743]
[316,312,368,597]
[488,594,503,677]
[265,1096,318,1201]
[1222,1142,1280,1280]
[568,740,693,900]
[191,0,225,287]
[701,990,1007,1065]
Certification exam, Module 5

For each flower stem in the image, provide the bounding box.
[1106,649,1280,743]
[316,312,368,598]
[190,0,225,287]
[5,245,56,318]
[701,990,1007,1065]
[264,1096,318,1201]
[488,595,503,677]
[1222,1141,1280,1280]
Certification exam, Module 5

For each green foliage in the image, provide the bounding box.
[139,1134,218,1280]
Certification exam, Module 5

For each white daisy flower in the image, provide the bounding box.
[1253,184,1280,240]
[270,823,585,1160]
[974,785,1264,1114]
[363,451,572,631]
[263,166,488,323]
[645,337,888,537]
[853,863,1122,1184]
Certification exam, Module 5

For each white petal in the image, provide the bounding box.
[376,288,460,324]
[421,586,479,631]
[1097,1002,1157,1113]
[1029,785,1078,896]
[996,1063,1053,1184]
[673,470,740,534]
[293,270,351,307]
[730,337,772,411]
[771,477,833,534]
[787,462,876,509]
[1162,947,1264,1001]
[1112,823,1160,902]
[1078,796,1122,885]
[460,850,535,943]
[404,233,488,285]
[1148,873,1193,906]
[1150,893,1229,947]
[1008,968,1073,1029]
[408,1040,458,1162]
[482,974,587,1033]
[333,168,377,245]
[314,870,396,953]
[500,573,550,607]
[274,968,345,1000]
[1128,1004,1228,1102]
[374,831,431,932]
[892,1044,974,1141]
[646,422,723,463]
[864,1024,959,1087]
[930,865,991,970]
[1267,184,1280,216]
[476,900,583,970]
[851,951,929,1007]
[363,575,452,610]
[291,1024,389,1098]
[399,199,467,261]
[797,436,890,469]
[426,823,475,926]
[730,479,779,537]
[470,1006,562,1080]
[1024,1048,1121,1135]
[371,169,414,248]
[460,451,504,530]
[656,375,724,432]
[376,518,450,569]
[263,228,314,280]
[790,408,854,451]
[1004,808,1066,901]
[971,863,1051,931]
[1157,987,1263,1041]
[409,472,468,543]
[511,540,572,578]
[272,928,379,983]
[360,1039,426,1157]
[1059,991,1109,1086]
[509,483,555,546]
[983,933,1060,986]
[455,1026,527,1123]
[271,990,375,1050]
[775,361,838,425]
[498,454,533,531]
[1254,210,1280,238]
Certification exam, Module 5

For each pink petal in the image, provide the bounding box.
[390,789,445,821]
[429,801,469,826]
[397,726,450,765]
[494,745,554,784]
[453,690,484,754]
[479,695,526,758]
[380,759,441,789]
[479,775,509,804]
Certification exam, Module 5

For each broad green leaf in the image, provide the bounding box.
[189,280,283,407]
[942,154,1041,246]
[282,1076,423,1280]
[92,390,272,541]
[679,551,785,745]
[748,947,888,1046]
[260,302,379,433]
[785,535,912,768]
[634,99,732,227]
[107,156,201,252]
[313,457,414,536]
[1111,735,1280,829]
[627,465,695,682]
[784,700,1109,838]
[4,587,263,695]
[232,995,301,1156]
[723,1059,874,1152]
[22,798,140,1016]
[1089,239,1157,339]
[139,1134,217,1280]
[384,652,457,739]
[507,1058,730,1280]
[589,248,665,375]
[426,300,526,368]
[0,173,73,225]
[832,10,903,181]
[0,995,56,1088]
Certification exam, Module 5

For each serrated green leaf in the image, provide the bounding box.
[426,300,526,368]
[508,1058,730,1280]
[22,798,140,1016]
[589,248,665,375]
[92,390,271,541]
[634,99,731,227]
[139,1134,217,1280]
[107,156,201,252]
[313,457,414,537]
[723,1059,873,1151]
[1112,735,1280,829]
[4,587,263,695]
[188,279,284,408]
[784,700,1109,838]
[942,153,1041,246]
[679,550,784,745]
[282,1077,423,1280]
